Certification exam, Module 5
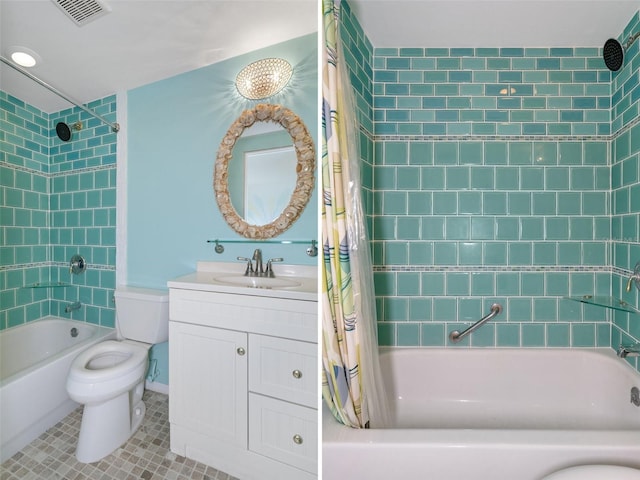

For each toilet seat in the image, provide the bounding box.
[68,340,149,384]
[67,340,150,404]
[542,465,640,480]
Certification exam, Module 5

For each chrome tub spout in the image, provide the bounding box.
[617,344,640,358]
[65,301,82,313]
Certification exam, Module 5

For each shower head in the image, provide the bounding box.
[603,31,640,72]
[55,121,82,142]
[603,38,624,71]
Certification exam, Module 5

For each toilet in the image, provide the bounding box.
[541,465,640,480]
[66,286,169,463]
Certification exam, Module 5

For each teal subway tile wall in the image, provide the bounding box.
[0,92,117,330]
[340,0,375,234]
[612,11,640,359]
[341,3,640,370]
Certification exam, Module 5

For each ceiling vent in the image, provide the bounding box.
[51,0,111,26]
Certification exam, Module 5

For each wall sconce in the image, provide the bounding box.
[235,58,293,100]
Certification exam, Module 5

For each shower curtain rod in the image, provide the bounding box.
[0,56,120,133]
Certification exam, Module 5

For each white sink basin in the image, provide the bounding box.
[213,275,301,289]
[168,262,317,301]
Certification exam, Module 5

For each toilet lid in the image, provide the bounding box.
[543,465,640,480]
[69,340,149,383]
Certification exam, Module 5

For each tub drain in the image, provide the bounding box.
[631,386,640,407]
[70,327,78,338]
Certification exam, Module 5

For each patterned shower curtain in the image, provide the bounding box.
[321,0,370,429]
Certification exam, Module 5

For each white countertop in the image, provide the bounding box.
[167,262,318,302]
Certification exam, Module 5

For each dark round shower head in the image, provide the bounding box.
[56,122,72,142]
[603,38,624,71]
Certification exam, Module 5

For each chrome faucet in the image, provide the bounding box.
[626,263,640,292]
[238,249,265,276]
[252,249,263,276]
[617,344,640,358]
[65,301,82,313]
[237,250,285,277]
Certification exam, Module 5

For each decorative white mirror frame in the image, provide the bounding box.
[214,104,315,239]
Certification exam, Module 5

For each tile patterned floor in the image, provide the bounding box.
[0,391,240,480]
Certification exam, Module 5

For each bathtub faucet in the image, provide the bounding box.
[65,301,82,313]
[617,343,640,358]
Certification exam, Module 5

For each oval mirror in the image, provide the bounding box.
[214,104,315,239]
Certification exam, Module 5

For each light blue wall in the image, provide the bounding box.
[127,33,318,291]
[341,2,640,371]
[127,33,318,385]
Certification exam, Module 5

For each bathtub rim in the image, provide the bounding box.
[322,404,640,480]
[323,401,640,445]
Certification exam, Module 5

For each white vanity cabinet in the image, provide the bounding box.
[168,267,317,480]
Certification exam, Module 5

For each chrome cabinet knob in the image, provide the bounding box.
[293,434,303,445]
[236,347,246,356]
[292,369,302,379]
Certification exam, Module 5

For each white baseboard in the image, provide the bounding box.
[145,380,169,395]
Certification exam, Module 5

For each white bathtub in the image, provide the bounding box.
[323,348,640,480]
[0,317,116,462]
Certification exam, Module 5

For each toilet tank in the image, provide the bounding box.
[114,286,169,344]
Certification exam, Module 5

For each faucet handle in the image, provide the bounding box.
[237,256,253,276]
[265,258,284,277]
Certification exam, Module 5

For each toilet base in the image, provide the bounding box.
[75,390,146,463]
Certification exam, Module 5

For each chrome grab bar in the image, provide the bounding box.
[449,303,503,343]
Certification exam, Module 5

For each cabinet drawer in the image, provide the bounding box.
[169,288,316,342]
[248,393,317,474]
[249,335,317,407]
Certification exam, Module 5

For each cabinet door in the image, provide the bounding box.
[169,322,247,447]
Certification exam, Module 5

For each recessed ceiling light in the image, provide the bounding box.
[7,46,41,68]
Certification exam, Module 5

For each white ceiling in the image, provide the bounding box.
[2,1,639,114]
[349,0,640,48]
[0,0,317,113]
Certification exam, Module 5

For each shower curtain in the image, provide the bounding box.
[321,0,389,429]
